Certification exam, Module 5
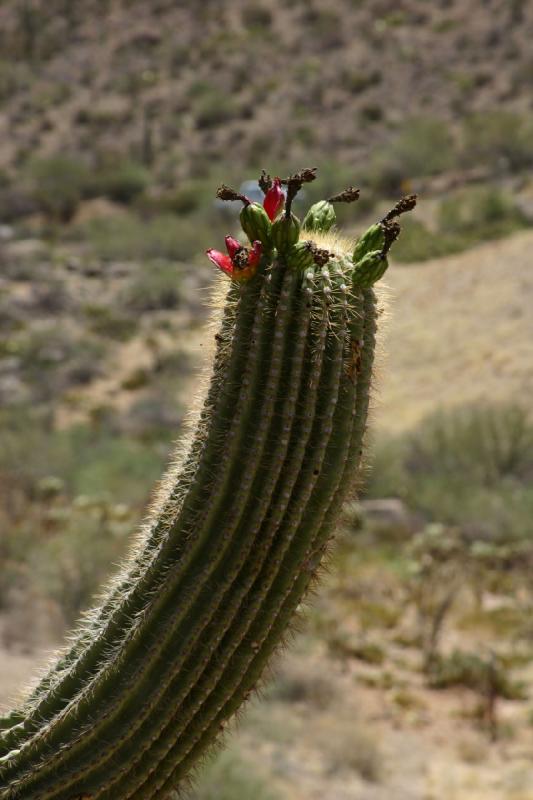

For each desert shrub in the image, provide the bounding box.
[366,116,456,193]
[194,90,239,129]
[392,218,467,263]
[406,405,533,487]
[429,650,526,700]
[26,279,72,314]
[428,650,526,739]
[303,8,343,48]
[15,324,105,398]
[25,156,92,222]
[366,404,533,539]
[342,67,382,94]
[461,111,533,172]
[266,657,337,709]
[185,749,281,800]
[84,303,137,341]
[0,409,166,504]
[25,496,135,623]
[327,633,385,665]
[76,213,206,261]
[393,185,529,263]
[92,161,150,204]
[156,182,203,215]
[406,523,469,665]
[322,721,383,782]
[242,6,272,30]
[122,394,184,441]
[438,185,527,240]
[0,405,172,619]
[121,261,182,311]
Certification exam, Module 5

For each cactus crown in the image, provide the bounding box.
[210,166,416,284]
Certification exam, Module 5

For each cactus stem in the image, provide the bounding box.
[215,184,251,206]
[258,169,272,194]
[327,186,360,204]
[381,220,401,255]
[381,192,418,223]
[281,167,317,218]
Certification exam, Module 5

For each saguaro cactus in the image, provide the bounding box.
[0,169,415,799]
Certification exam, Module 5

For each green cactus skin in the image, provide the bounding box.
[0,173,412,800]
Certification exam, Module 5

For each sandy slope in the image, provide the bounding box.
[377,229,533,433]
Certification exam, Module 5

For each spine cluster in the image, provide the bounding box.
[0,168,414,799]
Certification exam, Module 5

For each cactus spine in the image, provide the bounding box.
[0,169,414,799]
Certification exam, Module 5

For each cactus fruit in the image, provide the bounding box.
[0,170,415,799]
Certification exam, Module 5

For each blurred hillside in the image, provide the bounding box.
[0,0,533,185]
[2,2,533,799]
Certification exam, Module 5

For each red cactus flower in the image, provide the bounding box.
[263,177,284,221]
[206,236,262,281]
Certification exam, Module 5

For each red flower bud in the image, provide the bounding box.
[247,240,262,268]
[206,248,234,277]
[263,177,284,221]
[224,235,242,260]
[206,238,263,280]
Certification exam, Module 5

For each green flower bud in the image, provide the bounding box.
[302,200,336,233]
[353,223,385,263]
[352,249,388,288]
[240,203,272,248]
[271,212,301,254]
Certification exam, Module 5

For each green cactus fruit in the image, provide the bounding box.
[352,249,388,288]
[0,170,414,800]
[240,202,272,248]
[353,222,385,263]
[302,199,336,233]
[271,212,301,253]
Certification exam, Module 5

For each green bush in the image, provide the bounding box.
[75,213,206,261]
[0,408,166,503]
[392,218,467,263]
[121,261,182,311]
[93,161,150,204]
[84,304,138,341]
[429,649,526,700]
[155,183,203,215]
[25,156,92,222]
[242,6,272,30]
[0,406,171,618]
[26,496,135,623]
[194,90,239,129]
[185,749,281,800]
[366,404,533,538]
[366,116,456,193]
[406,405,533,487]
[393,186,529,263]
[438,185,527,240]
[462,111,533,172]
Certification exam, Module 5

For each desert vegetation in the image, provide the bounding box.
[1,0,533,797]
